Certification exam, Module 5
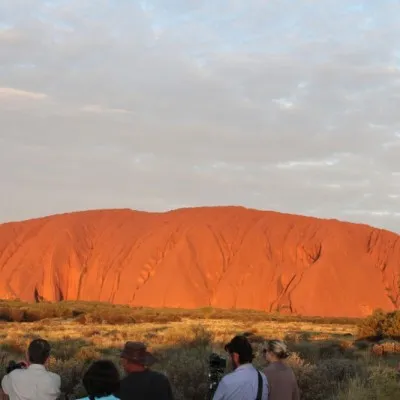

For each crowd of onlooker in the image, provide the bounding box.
[0,334,305,400]
[0,339,173,400]
[1,335,397,400]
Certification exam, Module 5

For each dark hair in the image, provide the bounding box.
[83,360,120,399]
[28,339,51,364]
[224,335,254,364]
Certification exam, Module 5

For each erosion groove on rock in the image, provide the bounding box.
[0,206,399,317]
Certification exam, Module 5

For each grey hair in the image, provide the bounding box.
[266,340,289,359]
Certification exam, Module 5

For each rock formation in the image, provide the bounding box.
[0,206,399,317]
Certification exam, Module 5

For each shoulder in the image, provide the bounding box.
[4,369,24,381]
[220,370,237,384]
[264,363,277,372]
[47,371,61,384]
[256,369,268,382]
[1,373,9,389]
[148,370,170,382]
[263,364,273,377]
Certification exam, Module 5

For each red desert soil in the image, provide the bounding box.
[0,206,399,317]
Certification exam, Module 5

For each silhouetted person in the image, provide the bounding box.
[77,359,120,400]
[115,341,173,400]
[1,339,61,400]
[263,340,300,400]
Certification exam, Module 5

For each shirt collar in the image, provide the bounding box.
[28,364,46,370]
[234,363,254,371]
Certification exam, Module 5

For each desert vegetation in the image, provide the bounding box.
[0,300,399,399]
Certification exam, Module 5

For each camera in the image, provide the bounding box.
[6,360,26,374]
[209,353,226,370]
[207,353,226,399]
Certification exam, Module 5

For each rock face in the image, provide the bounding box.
[0,206,399,317]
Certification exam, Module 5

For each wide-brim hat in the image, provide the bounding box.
[120,341,157,366]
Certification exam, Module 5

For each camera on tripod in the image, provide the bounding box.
[207,353,226,399]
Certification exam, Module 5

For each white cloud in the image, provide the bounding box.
[80,104,131,115]
[275,159,340,169]
[272,97,295,109]
[0,87,47,100]
[0,0,399,234]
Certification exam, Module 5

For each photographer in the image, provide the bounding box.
[212,335,268,400]
[0,339,61,400]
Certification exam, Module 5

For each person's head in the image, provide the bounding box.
[263,340,289,363]
[27,339,51,365]
[82,360,120,400]
[120,342,157,373]
[224,335,254,369]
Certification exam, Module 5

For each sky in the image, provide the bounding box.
[0,0,399,233]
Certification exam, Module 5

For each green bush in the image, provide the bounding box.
[358,310,400,339]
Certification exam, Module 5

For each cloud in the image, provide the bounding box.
[0,87,47,100]
[80,104,131,115]
[275,158,340,169]
[0,0,399,233]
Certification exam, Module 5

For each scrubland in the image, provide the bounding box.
[0,301,399,399]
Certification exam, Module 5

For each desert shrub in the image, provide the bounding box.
[0,307,25,322]
[150,328,214,400]
[47,357,89,398]
[335,377,371,400]
[49,339,89,361]
[284,331,312,343]
[357,309,387,338]
[0,300,360,326]
[75,346,102,362]
[358,309,400,339]
[335,370,400,400]
[318,341,347,359]
[156,345,210,400]
[0,352,13,377]
[82,329,101,338]
[185,325,214,348]
[297,358,361,400]
[290,342,320,363]
[354,340,370,350]
[0,339,26,355]
[246,334,266,344]
[381,311,400,338]
[285,352,307,369]
[371,340,400,357]
[365,365,400,399]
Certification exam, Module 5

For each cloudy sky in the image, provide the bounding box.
[0,0,399,233]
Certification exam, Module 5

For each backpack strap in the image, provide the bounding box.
[256,369,263,400]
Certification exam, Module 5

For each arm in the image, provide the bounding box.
[0,375,10,400]
[292,372,300,400]
[151,375,174,400]
[49,374,61,399]
[165,376,174,400]
[262,374,269,400]
[212,379,227,400]
[1,375,9,395]
[263,369,271,400]
[292,381,300,400]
